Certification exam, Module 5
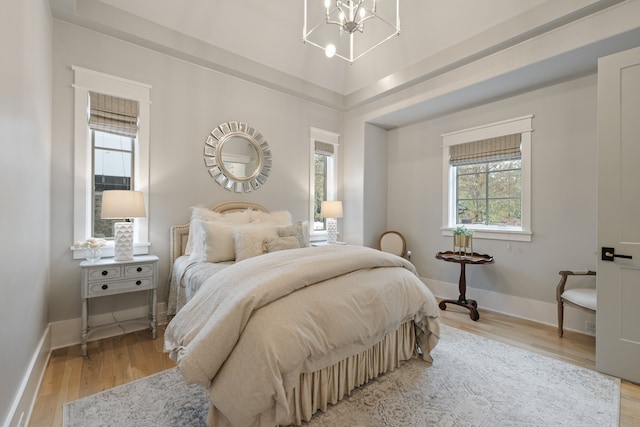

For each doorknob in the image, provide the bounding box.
[602,246,633,261]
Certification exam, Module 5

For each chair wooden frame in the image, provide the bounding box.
[556,270,596,337]
[378,231,411,259]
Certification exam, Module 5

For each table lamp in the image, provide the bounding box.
[101,190,146,261]
[321,200,343,244]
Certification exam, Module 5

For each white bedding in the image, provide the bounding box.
[167,256,233,315]
[164,245,440,426]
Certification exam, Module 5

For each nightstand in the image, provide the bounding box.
[80,255,159,356]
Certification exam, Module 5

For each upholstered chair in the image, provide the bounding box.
[378,231,411,260]
[556,270,597,337]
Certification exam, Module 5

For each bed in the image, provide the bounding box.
[164,201,440,426]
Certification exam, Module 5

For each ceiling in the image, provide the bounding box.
[95,0,547,95]
[50,0,640,127]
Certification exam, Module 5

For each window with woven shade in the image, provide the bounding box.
[442,115,533,242]
[72,66,151,259]
[89,92,140,238]
[310,128,339,235]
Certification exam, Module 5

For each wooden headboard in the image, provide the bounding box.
[169,201,269,264]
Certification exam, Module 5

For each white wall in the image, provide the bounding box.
[0,0,52,425]
[387,74,598,307]
[49,21,342,325]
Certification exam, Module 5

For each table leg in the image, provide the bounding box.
[150,288,157,340]
[81,297,88,356]
[438,262,480,321]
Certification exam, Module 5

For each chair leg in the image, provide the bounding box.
[557,301,564,337]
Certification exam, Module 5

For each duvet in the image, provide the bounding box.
[164,245,440,426]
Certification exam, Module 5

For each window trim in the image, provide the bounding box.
[71,66,152,258]
[442,115,533,242]
[309,127,340,241]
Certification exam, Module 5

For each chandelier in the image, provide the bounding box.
[303,0,400,63]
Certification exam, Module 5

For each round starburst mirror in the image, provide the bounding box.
[203,122,272,192]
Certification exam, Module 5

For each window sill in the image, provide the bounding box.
[71,242,151,260]
[442,227,532,242]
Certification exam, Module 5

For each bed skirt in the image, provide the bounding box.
[206,321,416,426]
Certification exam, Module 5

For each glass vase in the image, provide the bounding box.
[86,247,102,263]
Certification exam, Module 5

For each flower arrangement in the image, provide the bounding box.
[453,226,473,256]
[73,238,107,262]
[453,226,474,237]
[73,237,107,249]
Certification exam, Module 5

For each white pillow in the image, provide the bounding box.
[184,207,250,255]
[184,207,224,255]
[202,222,237,262]
[277,221,310,247]
[249,209,292,225]
[187,219,206,262]
[221,210,252,224]
[234,224,279,261]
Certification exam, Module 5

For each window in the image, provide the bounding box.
[72,66,151,259]
[309,127,339,238]
[92,130,134,238]
[89,91,139,240]
[442,115,532,242]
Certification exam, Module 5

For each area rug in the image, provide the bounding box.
[63,325,620,426]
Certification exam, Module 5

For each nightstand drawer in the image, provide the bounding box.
[124,263,154,277]
[86,266,122,281]
[87,278,153,297]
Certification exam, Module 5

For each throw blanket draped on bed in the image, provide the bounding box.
[164,245,440,426]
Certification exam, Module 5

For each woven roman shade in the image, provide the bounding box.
[89,92,139,138]
[450,133,521,166]
[315,141,335,156]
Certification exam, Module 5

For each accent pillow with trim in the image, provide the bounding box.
[277,221,310,247]
[263,236,301,253]
[234,224,279,261]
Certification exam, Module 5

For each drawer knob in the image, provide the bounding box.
[136,267,143,272]
[136,280,142,285]
[101,284,108,290]
[101,270,108,276]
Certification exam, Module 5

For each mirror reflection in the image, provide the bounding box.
[203,121,272,193]
[219,136,260,180]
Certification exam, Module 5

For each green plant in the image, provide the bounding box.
[453,226,474,236]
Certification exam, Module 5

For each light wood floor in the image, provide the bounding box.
[30,307,640,426]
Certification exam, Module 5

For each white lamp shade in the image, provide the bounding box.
[100,190,145,261]
[321,201,343,218]
[101,190,146,219]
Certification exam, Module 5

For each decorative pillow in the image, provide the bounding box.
[249,209,292,225]
[187,219,206,262]
[191,206,224,222]
[263,236,301,253]
[278,221,310,247]
[234,224,279,261]
[221,210,252,224]
[202,221,237,262]
[184,207,224,255]
[185,207,250,255]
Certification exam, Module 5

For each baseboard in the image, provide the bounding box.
[50,302,168,350]
[2,325,51,427]
[423,278,596,336]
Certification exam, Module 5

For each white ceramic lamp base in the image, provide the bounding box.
[113,222,134,261]
[326,218,338,244]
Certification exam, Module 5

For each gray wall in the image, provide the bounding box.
[387,74,598,303]
[49,21,342,323]
[0,0,52,423]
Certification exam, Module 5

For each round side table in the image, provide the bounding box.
[435,251,494,321]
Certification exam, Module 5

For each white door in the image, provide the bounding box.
[596,46,640,383]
